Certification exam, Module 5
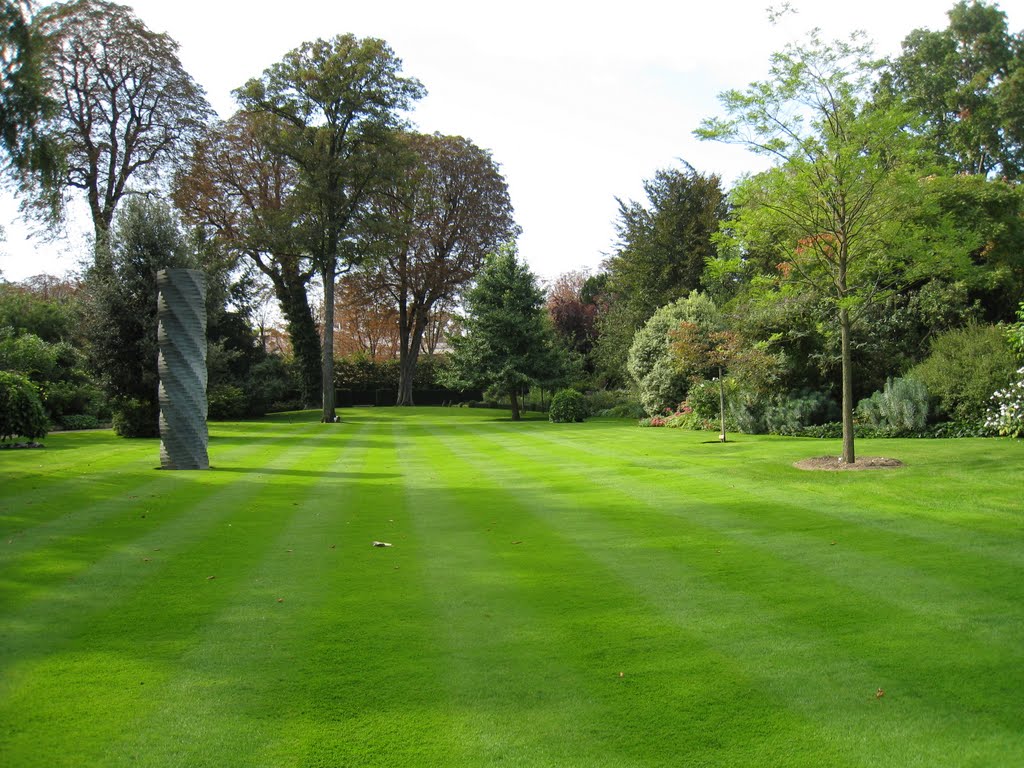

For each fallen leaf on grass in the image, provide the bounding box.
[329,544,336,549]
[511,541,523,545]
[207,575,216,580]
[618,672,625,678]
[876,688,885,698]
[277,598,284,603]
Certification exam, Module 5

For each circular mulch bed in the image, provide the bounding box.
[793,456,904,471]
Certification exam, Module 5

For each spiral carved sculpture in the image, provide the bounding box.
[157,269,209,470]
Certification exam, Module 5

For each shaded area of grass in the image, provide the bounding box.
[1,408,1022,766]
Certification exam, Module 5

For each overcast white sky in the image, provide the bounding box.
[1,0,1016,284]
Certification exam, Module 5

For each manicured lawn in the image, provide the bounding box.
[1,407,1022,767]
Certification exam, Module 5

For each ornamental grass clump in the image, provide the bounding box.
[857,377,930,433]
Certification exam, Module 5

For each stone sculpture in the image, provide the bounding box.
[157,268,208,470]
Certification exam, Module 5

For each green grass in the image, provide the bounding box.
[1,407,1022,767]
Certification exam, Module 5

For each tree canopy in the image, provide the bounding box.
[877,0,1024,178]
[443,244,564,421]
[234,33,425,422]
[363,131,517,405]
[27,0,211,243]
[697,31,933,463]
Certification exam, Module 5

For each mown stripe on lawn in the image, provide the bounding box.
[399,418,853,767]
[0,420,367,767]
[432,419,1024,766]
[99,417,456,768]
[502,425,1023,647]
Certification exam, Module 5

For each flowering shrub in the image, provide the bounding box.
[639,401,709,429]
[985,367,1024,438]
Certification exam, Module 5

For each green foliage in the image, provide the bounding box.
[698,29,939,462]
[0,370,48,441]
[83,197,199,436]
[604,163,727,319]
[548,389,588,423]
[877,0,1024,178]
[245,355,301,415]
[910,323,1017,422]
[442,244,568,420]
[627,292,719,416]
[0,330,101,423]
[685,379,725,422]
[912,175,1024,320]
[111,397,158,438]
[207,384,247,421]
[764,389,841,435]
[0,282,78,341]
[590,299,644,389]
[58,413,100,430]
[234,33,425,420]
[1009,303,1024,356]
[856,378,931,432]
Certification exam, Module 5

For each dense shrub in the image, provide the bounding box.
[857,377,930,431]
[0,371,48,441]
[597,402,647,419]
[985,367,1024,438]
[762,389,839,434]
[207,384,247,420]
[627,292,719,416]
[638,401,715,430]
[549,389,588,423]
[112,397,159,438]
[246,355,300,415]
[685,379,723,422]
[910,324,1016,423]
[1008,302,1024,356]
[0,331,100,423]
[58,414,101,431]
[582,389,636,414]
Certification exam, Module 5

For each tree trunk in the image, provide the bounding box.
[396,307,428,406]
[510,389,521,421]
[839,307,855,464]
[718,366,727,442]
[321,261,337,422]
[278,278,322,409]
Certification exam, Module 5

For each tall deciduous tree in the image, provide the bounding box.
[28,0,211,244]
[366,131,516,406]
[443,244,563,421]
[1,0,60,186]
[877,0,1024,178]
[172,111,322,407]
[697,31,929,463]
[234,34,424,422]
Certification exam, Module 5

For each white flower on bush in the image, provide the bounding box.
[985,366,1024,438]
